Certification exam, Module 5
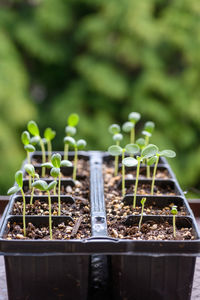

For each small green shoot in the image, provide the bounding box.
[171,205,178,238]
[122,112,141,143]
[108,144,139,198]
[28,121,46,177]
[8,171,26,236]
[21,131,35,165]
[142,121,155,178]
[44,128,56,161]
[149,149,176,195]
[24,164,39,205]
[32,180,57,240]
[138,197,146,231]
[64,113,79,160]
[42,153,72,216]
[108,124,123,176]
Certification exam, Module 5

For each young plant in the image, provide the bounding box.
[171,205,178,238]
[8,171,27,236]
[122,112,141,144]
[142,121,155,178]
[21,131,35,164]
[108,144,139,197]
[138,197,146,231]
[42,153,72,216]
[132,144,158,208]
[44,128,56,161]
[24,164,39,205]
[32,180,57,240]
[27,121,46,177]
[108,124,123,176]
[149,149,176,195]
[64,113,79,160]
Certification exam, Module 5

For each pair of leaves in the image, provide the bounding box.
[27,120,40,137]
[7,171,23,195]
[21,131,35,152]
[142,121,155,137]
[108,143,140,157]
[64,137,87,150]
[44,128,56,141]
[32,180,57,192]
[171,205,178,215]
[147,149,176,166]
[24,164,39,179]
[109,124,120,135]
[42,153,72,178]
[68,113,79,127]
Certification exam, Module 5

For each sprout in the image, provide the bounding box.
[138,197,146,231]
[27,121,46,177]
[21,131,36,164]
[136,138,145,150]
[64,113,79,160]
[122,112,141,144]
[108,144,139,197]
[108,124,123,176]
[44,128,56,161]
[142,121,155,178]
[42,153,72,216]
[7,171,27,236]
[171,205,178,238]
[32,180,57,240]
[149,149,176,195]
[24,164,39,205]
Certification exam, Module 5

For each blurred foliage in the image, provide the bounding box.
[0,0,200,195]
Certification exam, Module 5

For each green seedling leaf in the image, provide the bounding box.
[171,205,178,215]
[125,144,140,155]
[7,186,21,195]
[41,162,53,168]
[144,121,155,133]
[30,136,40,145]
[27,120,40,136]
[47,180,57,191]
[51,153,61,168]
[64,136,76,146]
[159,150,176,158]
[21,131,30,145]
[141,197,146,205]
[109,124,120,135]
[50,167,60,178]
[122,157,138,167]
[136,138,145,149]
[77,139,87,150]
[142,130,152,137]
[108,145,122,156]
[24,144,35,152]
[60,160,73,167]
[147,156,157,166]
[32,180,48,191]
[128,112,141,123]
[24,164,35,176]
[65,126,76,136]
[15,171,23,188]
[44,128,56,141]
[113,133,123,142]
[122,121,133,132]
[68,113,79,127]
[141,144,159,159]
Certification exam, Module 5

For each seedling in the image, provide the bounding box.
[8,171,27,236]
[44,128,56,161]
[42,153,72,216]
[149,149,176,195]
[138,197,146,231]
[132,144,158,208]
[32,180,57,240]
[64,113,79,160]
[108,124,123,176]
[21,131,35,164]
[136,138,145,150]
[108,144,139,197]
[142,121,155,178]
[171,205,178,238]
[27,121,46,177]
[122,112,141,144]
[24,164,39,205]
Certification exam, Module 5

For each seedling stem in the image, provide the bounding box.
[138,197,146,231]
[121,149,126,197]
[151,154,159,195]
[133,157,141,208]
[21,188,26,237]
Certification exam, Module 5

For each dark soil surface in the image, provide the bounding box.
[108,219,195,240]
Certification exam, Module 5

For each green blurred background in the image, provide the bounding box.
[0,0,200,197]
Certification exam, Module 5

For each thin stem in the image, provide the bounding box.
[21,189,26,237]
[73,147,78,181]
[139,203,145,231]
[47,140,52,162]
[130,126,135,144]
[27,151,32,190]
[27,151,30,164]
[39,138,46,177]
[114,141,120,176]
[173,215,176,238]
[122,150,125,198]
[133,158,141,208]
[54,185,57,196]
[145,136,149,177]
[47,191,52,240]
[58,173,61,216]
[146,161,150,179]
[64,144,69,160]
[145,135,149,147]
[151,155,159,195]
[30,177,35,205]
